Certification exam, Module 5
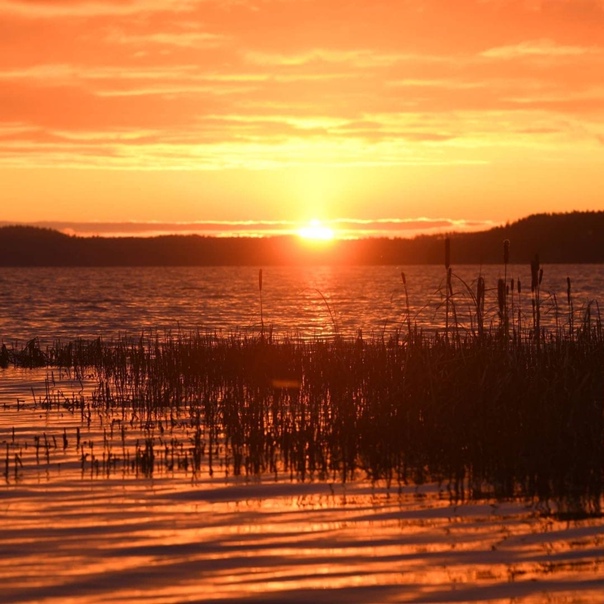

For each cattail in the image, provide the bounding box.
[530,255,542,339]
[567,276,574,337]
[497,278,506,318]
[444,237,451,270]
[501,241,511,340]
[477,276,485,337]
[259,268,264,336]
[401,272,412,335]
[530,254,540,292]
[477,276,485,308]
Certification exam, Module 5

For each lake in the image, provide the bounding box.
[2,264,604,343]
[1,264,604,603]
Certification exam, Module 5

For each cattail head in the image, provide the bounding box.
[259,268,263,292]
[401,271,407,285]
[503,239,510,265]
[567,276,572,305]
[444,237,451,270]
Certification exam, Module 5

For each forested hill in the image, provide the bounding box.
[1,211,603,266]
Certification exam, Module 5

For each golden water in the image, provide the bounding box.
[1,369,603,603]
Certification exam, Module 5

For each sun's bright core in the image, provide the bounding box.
[297,220,335,241]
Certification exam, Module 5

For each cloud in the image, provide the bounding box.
[107,31,228,49]
[490,0,604,13]
[1,0,604,173]
[481,39,600,59]
[244,49,423,68]
[0,218,497,238]
[0,0,200,18]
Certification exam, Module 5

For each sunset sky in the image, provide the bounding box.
[2,0,604,238]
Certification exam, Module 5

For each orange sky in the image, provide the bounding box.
[1,0,604,237]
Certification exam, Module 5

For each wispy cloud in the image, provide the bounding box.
[0,0,200,18]
[1,0,604,225]
[481,39,600,59]
[0,218,497,238]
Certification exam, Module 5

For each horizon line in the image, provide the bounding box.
[0,218,499,239]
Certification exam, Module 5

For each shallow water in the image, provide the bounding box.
[4,476,604,604]
[1,370,604,603]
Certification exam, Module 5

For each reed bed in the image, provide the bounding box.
[2,250,604,519]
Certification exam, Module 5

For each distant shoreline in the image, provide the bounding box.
[1,211,604,266]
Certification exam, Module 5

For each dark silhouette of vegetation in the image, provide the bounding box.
[2,242,603,518]
[4,312,603,518]
[1,211,604,266]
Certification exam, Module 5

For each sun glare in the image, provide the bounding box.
[298,220,335,241]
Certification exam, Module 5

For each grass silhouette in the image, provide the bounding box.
[2,246,603,519]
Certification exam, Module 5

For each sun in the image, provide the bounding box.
[297,219,335,241]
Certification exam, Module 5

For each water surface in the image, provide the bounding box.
[2,264,604,603]
[2,264,603,343]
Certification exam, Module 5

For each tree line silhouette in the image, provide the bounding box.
[0,211,603,266]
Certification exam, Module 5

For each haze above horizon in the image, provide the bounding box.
[2,0,604,234]
[0,217,498,239]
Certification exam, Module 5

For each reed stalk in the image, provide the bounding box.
[530,254,542,348]
[503,240,510,342]
[567,277,574,338]
[476,276,485,340]
[259,268,264,339]
[444,237,451,340]
[401,272,412,337]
